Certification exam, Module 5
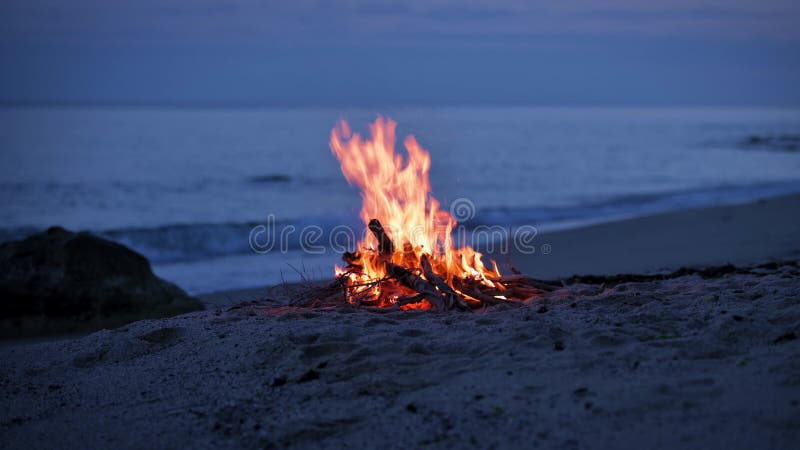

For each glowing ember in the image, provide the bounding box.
[330,117,507,310]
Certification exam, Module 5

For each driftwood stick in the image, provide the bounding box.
[465,289,504,306]
[452,278,505,306]
[420,254,470,311]
[368,219,395,256]
[499,274,559,292]
[395,294,425,306]
[385,261,445,309]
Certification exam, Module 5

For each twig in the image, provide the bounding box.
[286,262,309,283]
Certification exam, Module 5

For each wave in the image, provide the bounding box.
[469,181,800,231]
[99,214,365,263]
[247,174,293,184]
[0,174,340,196]
[0,215,362,264]
[3,181,799,264]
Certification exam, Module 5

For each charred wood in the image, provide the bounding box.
[368,219,395,256]
[384,261,445,309]
[420,254,470,311]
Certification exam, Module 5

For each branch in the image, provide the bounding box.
[384,261,445,309]
[420,254,470,311]
[368,219,395,256]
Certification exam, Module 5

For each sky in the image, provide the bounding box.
[1,0,799,106]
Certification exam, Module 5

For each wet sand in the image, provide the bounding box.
[503,193,800,279]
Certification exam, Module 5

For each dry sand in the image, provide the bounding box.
[1,196,799,449]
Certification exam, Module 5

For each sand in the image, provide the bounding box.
[1,196,799,449]
[503,194,800,279]
[199,194,800,309]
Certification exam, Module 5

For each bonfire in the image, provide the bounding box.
[305,117,555,311]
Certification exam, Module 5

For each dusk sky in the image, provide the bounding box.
[1,0,799,106]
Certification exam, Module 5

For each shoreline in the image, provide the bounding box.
[491,181,800,235]
[504,192,800,280]
[198,193,800,308]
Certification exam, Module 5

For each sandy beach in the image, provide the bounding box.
[503,194,800,280]
[199,194,800,309]
[4,2,799,448]
[2,195,799,449]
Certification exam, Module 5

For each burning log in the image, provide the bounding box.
[451,278,505,306]
[384,261,445,309]
[368,219,395,256]
[336,218,543,310]
[420,254,469,311]
[342,251,362,270]
[366,219,444,309]
[395,294,425,306]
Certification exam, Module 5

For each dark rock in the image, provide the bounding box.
[0,227,203,337]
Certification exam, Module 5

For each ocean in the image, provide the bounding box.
[1,106,799,294]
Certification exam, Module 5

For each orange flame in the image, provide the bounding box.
[330,117,500,308]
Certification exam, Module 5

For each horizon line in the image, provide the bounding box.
[2,100,799,110]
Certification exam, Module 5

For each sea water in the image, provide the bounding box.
[2,106,799,293]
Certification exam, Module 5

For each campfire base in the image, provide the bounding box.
[285,274,560,311]
[328,219,561,310]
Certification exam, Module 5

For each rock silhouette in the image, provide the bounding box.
[0,226,202,337]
